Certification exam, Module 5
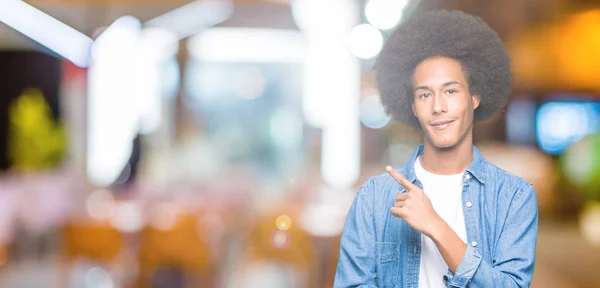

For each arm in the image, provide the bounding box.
[441,183,539,288]
[334,181,378,288]
[430,220,467,273]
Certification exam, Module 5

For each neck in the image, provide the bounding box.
[420,132,473,175]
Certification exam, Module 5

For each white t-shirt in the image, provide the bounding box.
[414,157,468,288]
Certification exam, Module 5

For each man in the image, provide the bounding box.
[334,10,538,288]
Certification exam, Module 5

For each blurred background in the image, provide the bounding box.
[0,0,599,287]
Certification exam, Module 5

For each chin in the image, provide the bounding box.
[432,140,458,150]
[426,135,460,150]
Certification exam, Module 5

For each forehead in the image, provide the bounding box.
[413,57,466,86]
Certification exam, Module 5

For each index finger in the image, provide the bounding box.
[386,166,414,191]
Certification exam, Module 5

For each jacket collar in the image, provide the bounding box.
[399,144,487,184]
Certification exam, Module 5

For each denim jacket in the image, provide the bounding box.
[334,144,538,288]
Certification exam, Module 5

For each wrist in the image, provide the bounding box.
[427,215,448,240]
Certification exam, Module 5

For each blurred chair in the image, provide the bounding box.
[62,221,123,261]
[60,220,124,287]
[235,212,319,288]
[137,212,214,288]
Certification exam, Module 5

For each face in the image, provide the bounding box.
[411,57,480,150]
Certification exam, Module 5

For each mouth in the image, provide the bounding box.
[430,119,455,130]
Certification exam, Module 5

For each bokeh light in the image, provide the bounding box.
[359,94,391,129]
[84,266,114,288]
[149,202,179,231]
[580,202,600,248]
[365,0,408,30]
[275,215,292,231]
[562,135,597,187]
[109,201,144,233]
[536,101,600,155]
[561,134,600,197]
[347,24,383,59]
[271,230,290,249]
[299,199,346,237]
[85,189,116,221]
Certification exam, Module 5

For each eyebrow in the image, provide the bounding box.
[414,81,461,92]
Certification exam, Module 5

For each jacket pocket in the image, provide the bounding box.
[375,242,400,288]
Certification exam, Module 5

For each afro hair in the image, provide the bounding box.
[375,10,512,127]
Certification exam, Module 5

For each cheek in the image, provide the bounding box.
[413,102,427,118]
[448,96,472,116]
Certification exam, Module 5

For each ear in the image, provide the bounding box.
[471,95,480,110]
[412,103,416,116]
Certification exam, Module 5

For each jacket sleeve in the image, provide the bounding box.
[334,179,379,288]
[443,182,538,288]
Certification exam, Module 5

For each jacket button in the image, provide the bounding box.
[466,202,472,208]
[471,241,477,247]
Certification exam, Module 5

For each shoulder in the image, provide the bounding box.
[483,159,530,185]
[356,164,408,214]
[481,158,536,202]
[358,164,408,195]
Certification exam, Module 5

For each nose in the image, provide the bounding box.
[432,94,447,114]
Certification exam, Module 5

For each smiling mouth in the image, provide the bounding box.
[430,120,455,129]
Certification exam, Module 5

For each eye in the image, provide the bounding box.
[446,89,458,95]
[419,92,431,99]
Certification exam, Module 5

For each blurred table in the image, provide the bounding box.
[532,218,600,288]
[1,218,599,288]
